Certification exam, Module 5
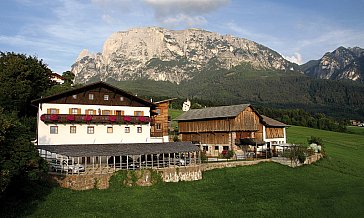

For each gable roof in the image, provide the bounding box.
[261,115,289,127]
[174,104,252,121]
[31,81,156,107]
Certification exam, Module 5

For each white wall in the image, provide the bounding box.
[37,103,154,145]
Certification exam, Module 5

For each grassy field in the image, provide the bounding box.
[347,126,364,136]
[3,126,364,217]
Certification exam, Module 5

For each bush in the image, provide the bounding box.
[307,136,324,145]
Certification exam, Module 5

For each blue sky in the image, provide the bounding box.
[1,0,363,73]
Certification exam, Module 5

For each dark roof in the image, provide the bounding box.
[37,142,200,157]
[261,115,289,127]
[175,104,251,121]
[154,98,177,104]
[31,81,156,107]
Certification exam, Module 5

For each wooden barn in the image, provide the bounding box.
[175,104,288,157]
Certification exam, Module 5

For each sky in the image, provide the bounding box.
[1,0,363,73]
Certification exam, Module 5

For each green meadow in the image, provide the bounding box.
[3,126,364,217]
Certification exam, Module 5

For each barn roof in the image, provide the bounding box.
[261,115,289,127]
[37,142,199,157]
[174,104,252,121]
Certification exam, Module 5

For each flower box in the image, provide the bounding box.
[123,116,132,122]
[50,114,59,121]
[40,114,46,121]
[67,115,75,121]
[109,115,117,122]
[84,115,92,122]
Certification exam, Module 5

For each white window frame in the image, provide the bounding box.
[71,108,78,115]
[87,126,95,134]
[50,126,58,134]
[50,108,58,114]
[104,94,109,101]
[89,93,94,100]
[125,127,130,133]
[107,126,113,133]
[70,126,76,134]
[137,127,142,133]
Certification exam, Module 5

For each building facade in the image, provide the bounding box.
[32,82,167,145]
[175,104,288,157]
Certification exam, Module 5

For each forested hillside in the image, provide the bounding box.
[109,64,364,120]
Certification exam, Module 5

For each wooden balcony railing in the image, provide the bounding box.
[40,114,152,125]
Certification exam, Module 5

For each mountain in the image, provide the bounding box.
[72,27,298,84]
[302,47,364,82]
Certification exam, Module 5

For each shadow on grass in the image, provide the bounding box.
[0,174,57,218]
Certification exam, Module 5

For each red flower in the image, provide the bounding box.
[67,115,75,121]
[123,116,131,122]
[138,116,146,122]
[40,114,46,121]
[50,114,59,121]
[109,115,117,122]
[84,115,92,122]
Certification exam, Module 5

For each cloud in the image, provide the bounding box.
[283,52,303,64]
[144,0,229,26]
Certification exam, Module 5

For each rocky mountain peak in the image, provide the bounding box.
[302,46,364,82]
[71,27,298,84]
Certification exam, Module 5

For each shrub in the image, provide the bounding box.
[308,136,324,146]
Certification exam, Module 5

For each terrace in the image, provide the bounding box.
[38,142,201,175]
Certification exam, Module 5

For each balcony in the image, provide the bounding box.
[40,114,152,125]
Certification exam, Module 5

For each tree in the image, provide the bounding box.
[0,108,47,193]
[0,52,53,117]
[62,70,75,85]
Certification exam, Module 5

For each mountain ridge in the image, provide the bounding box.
[72,27,298,84]
[301,46,364,82]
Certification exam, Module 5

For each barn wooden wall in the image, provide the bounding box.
[265,127,284,138]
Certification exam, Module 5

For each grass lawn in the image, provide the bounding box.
[347,126,364,136]
[3,126,364,217]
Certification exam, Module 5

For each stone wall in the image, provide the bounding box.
[159,166,202,182]
[202,159,270,171]
[49,173,113,190]
[272,153,323,167]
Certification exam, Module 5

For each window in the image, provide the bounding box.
[104,95,109,100]
[87,126,94,134]
[89,93,94,100]
[120,96,124,101]
[203,146,208,151]
[214,146,219,150]
[125,127,130,133]
[134,111,144,116]
[115,110,124,116]
[102,110,111,115]
[71,108,78,115]
[137,127,142,133]
[50,108,58,114]
[223,146,229,151]
[156,109,161,115]
[156,123,162,130]
[50,126,58,134]
[70,126,76,134]
[107,126,113,133]
[72,94,77,99]
[86,109,95,115]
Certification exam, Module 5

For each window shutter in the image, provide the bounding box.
[92,110,96,115]
[47,109,51,114]
[56,109,60,114]
[69,108,72,114]
[77,108,81,114]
